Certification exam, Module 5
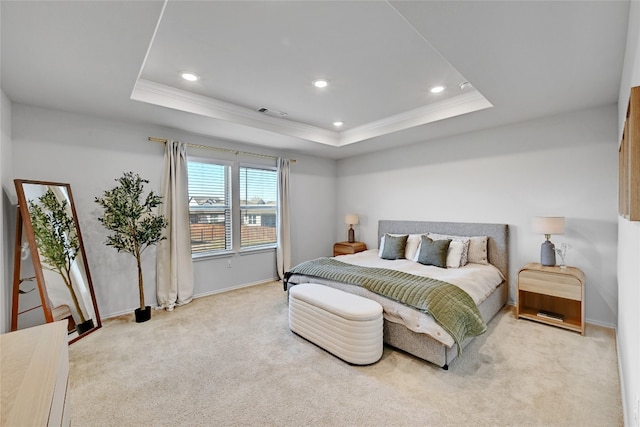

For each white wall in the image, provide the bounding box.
[617,1,640,425]
[1,89,14,334]
[337,104,619,327]
[9,103,337,318]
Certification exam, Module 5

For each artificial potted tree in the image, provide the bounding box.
[28,189,94,334]
[95,172,167,323]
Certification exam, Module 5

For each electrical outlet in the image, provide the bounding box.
[227,260,232,268]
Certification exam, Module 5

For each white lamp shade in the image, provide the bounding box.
[532,216,565,235]
[344,214,359,225]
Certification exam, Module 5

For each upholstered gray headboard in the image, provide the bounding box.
[378,220,509,284]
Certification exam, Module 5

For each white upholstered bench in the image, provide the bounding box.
[288,283,383,365]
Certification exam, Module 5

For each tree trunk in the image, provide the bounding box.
[60,266,86,324]
[136,248,145,310]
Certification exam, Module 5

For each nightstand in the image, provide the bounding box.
[333,241,367,256]
[517,262,585,335]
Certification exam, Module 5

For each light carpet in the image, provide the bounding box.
[69,281,623,426]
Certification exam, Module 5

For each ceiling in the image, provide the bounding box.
[1,1,630,160]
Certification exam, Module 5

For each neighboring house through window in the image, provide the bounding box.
[187,158,277,257]
[240,165,277,249]
[188,160,232,256]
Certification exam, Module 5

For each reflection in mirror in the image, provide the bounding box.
[12,180,101,343]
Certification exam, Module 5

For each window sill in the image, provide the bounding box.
[192,246,276,261]
[239,246,276,255]
[192,251,234,262]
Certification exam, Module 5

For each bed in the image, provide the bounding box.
[284,220,509,369]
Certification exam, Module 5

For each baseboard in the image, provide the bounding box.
[584,318,616,330]
[616,328,629,427]
[101,278,281,320]
[101,305,159,320]
[193,278,280,299]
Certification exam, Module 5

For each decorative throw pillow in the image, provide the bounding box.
[416,236,451,268]
[467,236,489,264]
[446,240,465,268]
[404,233,425,260]
[428,233,471,267]
[415,239,464,267]
[378,234,394,257]
[380,234,408,260]
[378,233,422,259]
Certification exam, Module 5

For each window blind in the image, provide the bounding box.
[188,161,232,255]
[239,166,277,249]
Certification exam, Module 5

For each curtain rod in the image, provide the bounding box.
[148,137,296,163]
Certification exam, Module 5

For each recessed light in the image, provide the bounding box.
[181,72,199,82]
[459,81,472,90]
[333,121,343,127]
[313,79,328,88]
[430,85,446,94]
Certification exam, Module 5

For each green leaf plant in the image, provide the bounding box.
[95,172,168,312]
[28,189,86,324]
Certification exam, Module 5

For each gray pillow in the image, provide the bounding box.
[416,236,451,268]
[380,234,408,260]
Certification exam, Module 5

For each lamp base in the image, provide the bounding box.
[540,240,556,266]
[348,227,355,243]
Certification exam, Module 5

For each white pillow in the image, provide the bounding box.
[446,241,465,268]
[428,233,471,267]
[405,234,424,260]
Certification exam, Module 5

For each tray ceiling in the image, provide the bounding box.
[1,1,630,159]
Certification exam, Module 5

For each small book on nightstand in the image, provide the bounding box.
[537,310,564,322]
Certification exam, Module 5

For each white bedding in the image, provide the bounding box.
[288,249,505,347]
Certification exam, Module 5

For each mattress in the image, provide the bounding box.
[286,249,505,347]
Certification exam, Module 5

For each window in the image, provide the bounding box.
[187,160,231,255]
[187,160,278,257]
[240,166,277,249]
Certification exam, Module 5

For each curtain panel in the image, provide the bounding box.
[276,158,291,280]
[157,140,194,310]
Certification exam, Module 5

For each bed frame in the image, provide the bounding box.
[377,220,509,369]
[287,220,509,369]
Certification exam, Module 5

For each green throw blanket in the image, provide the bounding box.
[284,258,486,353]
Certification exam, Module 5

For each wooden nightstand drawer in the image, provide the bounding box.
[333,241,367,256]
[518,270,582,301]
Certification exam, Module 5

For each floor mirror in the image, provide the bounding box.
[12,179,101,343]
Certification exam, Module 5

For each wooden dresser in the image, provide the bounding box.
[1,321,71,426]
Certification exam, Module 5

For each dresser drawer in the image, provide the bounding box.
[518,269,582,301]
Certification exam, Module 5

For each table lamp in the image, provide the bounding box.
[532,216,565,266]
[345,214,359,243]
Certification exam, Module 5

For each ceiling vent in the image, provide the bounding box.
[257,107,288,118]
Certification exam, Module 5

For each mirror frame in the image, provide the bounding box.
[12,179,101,343]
